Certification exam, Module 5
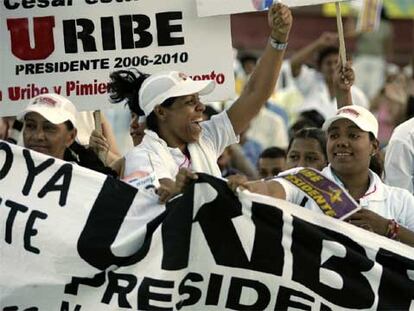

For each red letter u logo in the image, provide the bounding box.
[7,16,55,61]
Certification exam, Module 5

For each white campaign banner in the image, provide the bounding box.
[1,141,414,310]
[0,0,233,117]
[196,0,345,17]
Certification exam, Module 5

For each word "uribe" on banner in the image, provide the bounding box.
[6,12,184,61]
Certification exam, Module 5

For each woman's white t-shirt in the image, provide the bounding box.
[124,111,238,182]
[275,166,414,232]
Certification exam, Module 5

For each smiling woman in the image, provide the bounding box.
[23,114,75,159]
[18,93,118,177]
[108,2,293,202]
[227,65,414,247]
[20,93,78,160]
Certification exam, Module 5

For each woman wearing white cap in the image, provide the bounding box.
[19,93,118,176]
[20,93,78,160]
[109,3,292,198]
[228,100,414,247]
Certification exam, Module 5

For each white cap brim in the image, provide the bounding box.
[322,115,376,138]
[143,79,215,116]
[169,79,215,97]
[19,105,77,129]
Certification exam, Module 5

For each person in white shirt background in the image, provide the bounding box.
[384,59,414,192]
[289,32,369,120]
[384,117,414,193]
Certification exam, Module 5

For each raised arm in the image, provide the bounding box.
[334,60,354,108]
[226,3,292,135]
[290,32,338,77]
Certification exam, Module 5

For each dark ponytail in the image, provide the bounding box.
[369,153,384,177]
[108,69,148,116]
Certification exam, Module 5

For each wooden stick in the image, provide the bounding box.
[335,2,347,66]
[93,110,102,134]
[92,110,107,164]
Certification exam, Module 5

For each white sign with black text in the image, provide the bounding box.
[0,0,234,116]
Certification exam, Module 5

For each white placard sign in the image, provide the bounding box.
[0,0,234,117]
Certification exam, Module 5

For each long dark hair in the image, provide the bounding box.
[368,133,384,177]
[108,69,148,116]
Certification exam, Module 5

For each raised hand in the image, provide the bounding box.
[334,60,354,92]
[268,2,292,43]
[317,32,339,49]
[156,168,198,204]
[89,129,109,154]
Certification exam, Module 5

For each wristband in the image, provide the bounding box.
[269,37,288,50]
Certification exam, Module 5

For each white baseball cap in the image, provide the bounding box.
[19,93,78,129]
[139,71,215,117]
[322,105,378,139]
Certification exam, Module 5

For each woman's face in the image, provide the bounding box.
[286,137,327,171]
[320,53,338,82]
[23,112,76,160]
[129,112,145,146]
[326,119,378,176]
[160,94,205,146]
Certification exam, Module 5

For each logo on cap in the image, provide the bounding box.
[33,96,57,107]
[338,108,360,118]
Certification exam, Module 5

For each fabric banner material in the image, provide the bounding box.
[196,0,345,17]
[0,0,234,117]
[1,141,414,310]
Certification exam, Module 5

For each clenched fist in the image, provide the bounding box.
[268,3,292,43]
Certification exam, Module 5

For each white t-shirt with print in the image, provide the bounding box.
[275,166,414,232]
